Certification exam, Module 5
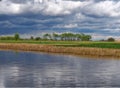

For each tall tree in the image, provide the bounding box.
[52,33,59,40]
[43,33,52,40]
[81,34,91,41]
[14,33,20,40]
[75,34,81,41]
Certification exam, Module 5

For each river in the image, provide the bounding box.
[0,50,120,88]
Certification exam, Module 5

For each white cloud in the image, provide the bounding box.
[53,23,78,28]
[42,1,70,15]
[0,0,82,16]
[1,0,120,17]
[64,24,78,28]
[0,1,21,14]
[82,0,120,17]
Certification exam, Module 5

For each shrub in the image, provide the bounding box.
[30,36,34,40]
[35,37,41,41]
[107,37,115,42]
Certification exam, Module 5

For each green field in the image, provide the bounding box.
[0,40,120,49]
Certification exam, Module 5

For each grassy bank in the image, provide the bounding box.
[0,40,120,49]
[0,43,120,58]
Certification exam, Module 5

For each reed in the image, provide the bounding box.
[0,43,120,58]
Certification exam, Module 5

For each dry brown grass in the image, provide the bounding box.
[0,43,120,58]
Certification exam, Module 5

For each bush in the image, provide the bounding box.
[30,36,34,40]
[35,37,41,41]
[0,36,15,40]
[107,37,115,42]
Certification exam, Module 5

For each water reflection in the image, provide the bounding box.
[0,51,120,87]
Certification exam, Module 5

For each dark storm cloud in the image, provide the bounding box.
[0,0,120,39]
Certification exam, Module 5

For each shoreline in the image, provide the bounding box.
[0,43,120,58]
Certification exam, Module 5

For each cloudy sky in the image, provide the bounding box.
[0,0,120,39]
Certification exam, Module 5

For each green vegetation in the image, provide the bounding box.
[42,33,92,41]
[0,33,119,49]
[56,42,120,49]
[0,36,15,40]
[14,33,20,40]
[0,40,120,49]
[107,37,115,42]
[0,33,92,41]
[0,33,20,40]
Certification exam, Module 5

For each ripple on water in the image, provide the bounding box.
[0,50,120,87]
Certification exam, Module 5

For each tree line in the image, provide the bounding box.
[0,33,20,40]
[33,33,92,41]
[0,33,92,41]
[0,33,115,42]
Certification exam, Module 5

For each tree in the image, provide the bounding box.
[30,36,34,40]
[81,34,91,41]
[35,37,41,41]
[43,33,52,40]
[14,33,20,40]
[107,37,115,42]
[75,34,81,41]
[67,33,74,41]
[41,32,92,41]
[81,34,86,41]
[52,33,59,40]
[60,33,67,41]
[85,35,92,41]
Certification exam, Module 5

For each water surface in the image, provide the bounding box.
[0,50,120,88]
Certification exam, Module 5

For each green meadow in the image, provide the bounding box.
[0,40,120,49]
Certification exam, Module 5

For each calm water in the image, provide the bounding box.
[0,51,120,88]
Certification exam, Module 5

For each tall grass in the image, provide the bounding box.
[0,43,120,58]
[0,40,120,49]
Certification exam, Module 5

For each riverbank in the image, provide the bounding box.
[1,40,120,49]
[0,43,120,58]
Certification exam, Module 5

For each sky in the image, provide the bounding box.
[0,0,120,40]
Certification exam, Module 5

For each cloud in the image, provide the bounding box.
[0,0,120,39]
[54,23,78,28]
[0,1,21,14]
[82,0,120,17]
[0,0,82,16]
[1,0,120,18]
[1,0,120,17]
